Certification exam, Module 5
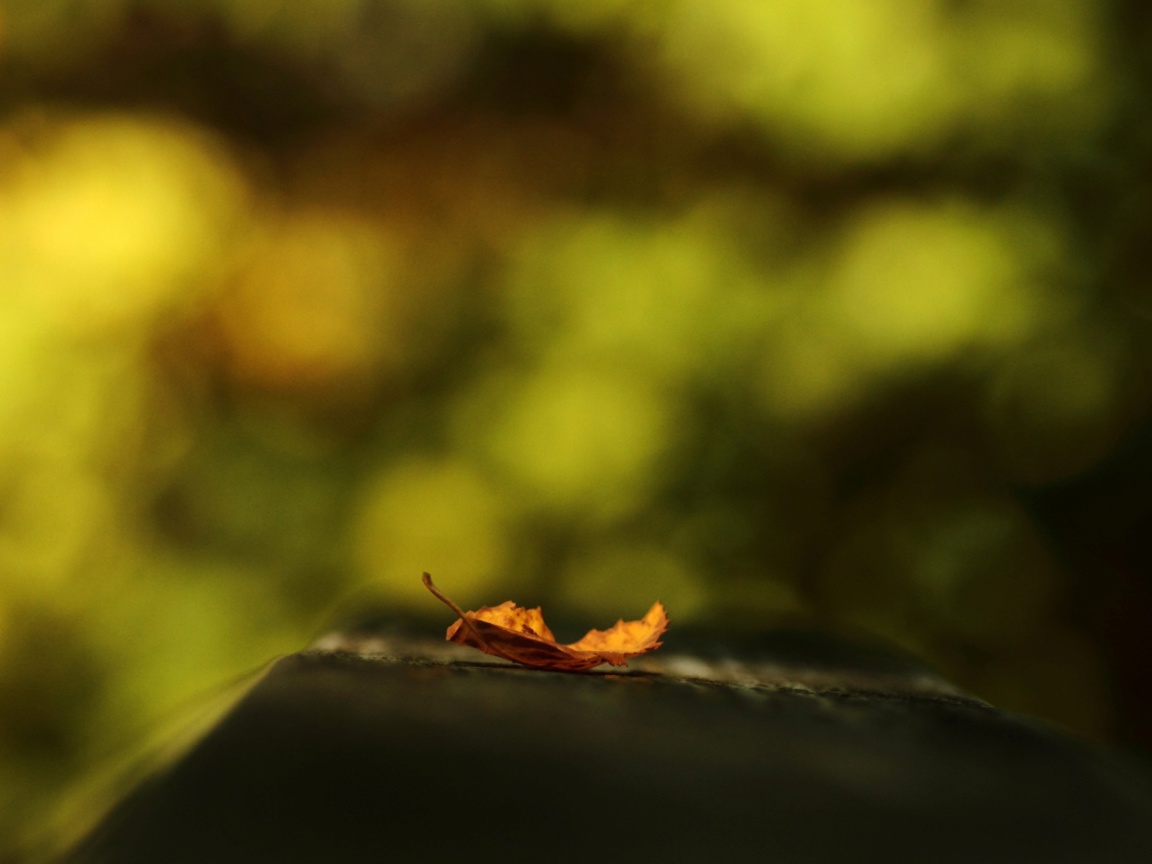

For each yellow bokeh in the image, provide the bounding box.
[661,0,955,159]
[504,209,766,376]
[827,199,1042,365]
[758,198,1065,423]
[354,456,518,606]
[463,362,675,521]
[0,114,247,337]
[217,211,408,390]
[953,0,1106,135]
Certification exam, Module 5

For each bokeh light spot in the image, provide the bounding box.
[474,363,675,521]
[0,115,247,337]
[216,212,407,391]
[354,457,516,606]
[828,200,1040,367]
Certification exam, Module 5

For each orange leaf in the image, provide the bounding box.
[421,573,668,672]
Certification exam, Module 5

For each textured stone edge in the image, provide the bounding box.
[307,631,989,709]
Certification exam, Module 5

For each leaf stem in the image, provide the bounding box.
[422,572,468,618]
[421,572,499,654]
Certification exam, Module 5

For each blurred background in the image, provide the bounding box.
[3,0,1152,858]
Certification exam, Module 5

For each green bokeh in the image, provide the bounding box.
[0,0,1149,858]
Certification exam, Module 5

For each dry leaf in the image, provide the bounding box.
[422,572,668,672]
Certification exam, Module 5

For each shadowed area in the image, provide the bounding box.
[66,626,1152,864]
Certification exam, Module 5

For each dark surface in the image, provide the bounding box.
[66,628,1152,863]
